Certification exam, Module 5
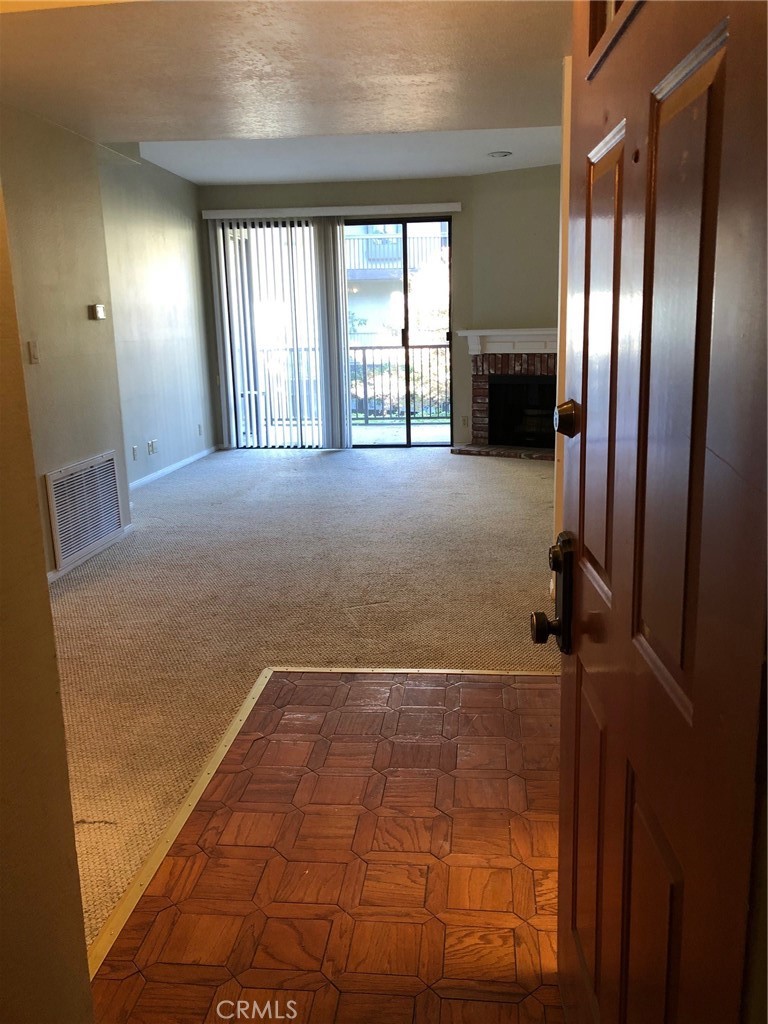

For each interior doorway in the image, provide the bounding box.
[344,219,452,446]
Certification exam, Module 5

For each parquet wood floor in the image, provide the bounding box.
[92,671,562,1024]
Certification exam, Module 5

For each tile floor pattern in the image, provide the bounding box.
[92,671,562,1024]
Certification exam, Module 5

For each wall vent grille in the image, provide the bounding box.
[46,451,124,571]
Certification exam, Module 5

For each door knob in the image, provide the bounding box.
[531,531,575,654]
[530,611,561,644]
[553,399,580,437]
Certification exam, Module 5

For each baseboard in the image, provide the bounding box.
[129,446,217,491]
[87,667,274,979]
[47,524,135,583]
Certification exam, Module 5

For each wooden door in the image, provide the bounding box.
[558,2,766,1022]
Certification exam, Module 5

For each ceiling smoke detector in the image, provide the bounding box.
[487,150,513,158]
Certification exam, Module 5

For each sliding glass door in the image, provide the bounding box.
[344,220,451,446]
[345,224,407,446]
[209,214,449,451]
[406,221,452,445]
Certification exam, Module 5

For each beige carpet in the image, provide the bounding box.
[50,447,558,944]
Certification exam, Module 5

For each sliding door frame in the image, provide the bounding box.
[344,215,453,449]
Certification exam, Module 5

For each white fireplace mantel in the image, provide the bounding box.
[457,328,558,356]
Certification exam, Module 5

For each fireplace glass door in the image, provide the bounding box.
[488,374,557,448]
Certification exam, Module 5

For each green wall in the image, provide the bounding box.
[0,108,217,569]
[0,106,129,568]
[99,155,216,485]
[469,165,561,329]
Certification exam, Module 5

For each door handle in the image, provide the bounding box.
[553,399,580,437]
[531,531,576,654]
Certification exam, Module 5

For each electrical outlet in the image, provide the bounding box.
[27,339,40,364]
[151,439,158,453]
[461,415,469,428]
[147,441,153,455]
[132,445,138,461]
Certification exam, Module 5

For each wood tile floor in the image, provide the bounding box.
[92,671,561,1024]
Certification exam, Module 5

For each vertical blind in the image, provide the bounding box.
[210,218,350,449]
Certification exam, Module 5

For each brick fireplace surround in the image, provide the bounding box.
[452,329,559,458]
[471,351,558,447]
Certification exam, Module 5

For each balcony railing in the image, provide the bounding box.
[349,345,451,424]
[344,233,448,272]
[235,343,451,441]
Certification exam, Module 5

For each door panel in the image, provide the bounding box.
[558,4,766,1023]
[624,792,683,1024]
[346,223,407,446]
[406,220,451,444]
[572,668,606,994]
[637,46,725,690]
[582,129,623,584]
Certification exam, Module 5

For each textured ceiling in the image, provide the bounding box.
[0,1,571,143]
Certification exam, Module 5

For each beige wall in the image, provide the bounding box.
[469,165,561,329]
[99,155,216,484]
[199,165,561,445]
[0,191,93,1023]
[0,106,129,569]
[0,107,218,564]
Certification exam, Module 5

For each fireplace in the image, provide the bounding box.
[470,350,557,447]
[454,329,558,458]
[488,374,556,447]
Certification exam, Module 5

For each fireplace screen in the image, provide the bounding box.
[488,374,556,448]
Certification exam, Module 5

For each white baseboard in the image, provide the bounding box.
[129,447,216,491]
[47,524,135,583]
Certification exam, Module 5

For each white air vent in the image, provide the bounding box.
[46,451,125,571]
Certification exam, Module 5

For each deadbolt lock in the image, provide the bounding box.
[531,531,576,654]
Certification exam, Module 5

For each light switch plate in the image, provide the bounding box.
[27,339,40,364]
[88,303,107,320]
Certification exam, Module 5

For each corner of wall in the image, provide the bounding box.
[0,105,130,571]
[99,157,219,484]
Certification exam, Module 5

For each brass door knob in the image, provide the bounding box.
[553,399,580,437]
